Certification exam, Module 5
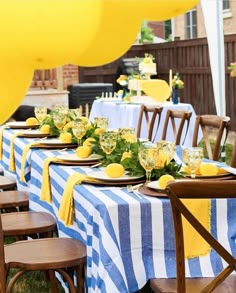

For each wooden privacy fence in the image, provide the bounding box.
[79,34,236,130]
[31,34,236,129]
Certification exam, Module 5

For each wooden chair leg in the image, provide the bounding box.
[48,270,59,293]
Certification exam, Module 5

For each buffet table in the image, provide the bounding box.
[1,128,236,293]
[89,100,197,146]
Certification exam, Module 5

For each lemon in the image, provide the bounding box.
[159,174,175,189]
[59,132,72,143]
[83,137,96,147]
[94,128,106,135]
[63,121,74,131]
[121,151,132,162]
[199,163,218,176]
[40,124,50,134]
[105,163,125,178]
[25,117,38,126]
[76,145,92,158]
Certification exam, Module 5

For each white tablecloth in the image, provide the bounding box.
[89,100,197,146]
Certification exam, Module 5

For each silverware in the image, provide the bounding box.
[127,183,143,193]
[90,162,102,168]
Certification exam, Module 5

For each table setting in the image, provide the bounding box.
[1,105,236,293]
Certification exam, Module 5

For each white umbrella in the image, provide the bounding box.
[201,0,225,116]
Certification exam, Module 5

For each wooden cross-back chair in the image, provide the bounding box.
[150,180,236,293]
[161,109,192,145]
[136,105,163,142]
[0,212,87,293]
[192,115,231,161]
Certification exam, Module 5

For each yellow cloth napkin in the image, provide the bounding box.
[40,157,61,203]
[0,125,7,160]
[182,198,211,259]
[58,173,99,226]
[19,142,39,183]
[139,79,171,102]
[9,132,23,172]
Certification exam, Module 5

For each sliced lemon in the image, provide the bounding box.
[76,145,92,158]
[159,174,175,189]
[105,163,125,178]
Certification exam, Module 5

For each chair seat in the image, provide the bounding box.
[150,275,236,293]
[2,211,57,236]
[5,237,86,270]
[0,190,29,209]
[0,175,16,190]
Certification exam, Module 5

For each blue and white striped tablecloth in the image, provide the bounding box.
[29,150,236,293]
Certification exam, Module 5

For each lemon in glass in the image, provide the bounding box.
[159,174,175,189]
[59,132,72,143]
[76,145,92,158]
[105,163,125,178]
[40,124,50,134]
[25,117,38,126]
[199,163,218,176]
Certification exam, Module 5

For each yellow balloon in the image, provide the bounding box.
[0,0,102,69]
[0,62,33,124]
[109,0,200,21]
[76,1,141,66]
[0,0,201,123]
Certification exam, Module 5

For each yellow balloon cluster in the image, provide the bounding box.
[0,0,199,124]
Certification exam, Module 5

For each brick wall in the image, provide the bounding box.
[62,64,79,90]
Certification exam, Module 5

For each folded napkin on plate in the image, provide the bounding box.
[58,173,99,226]
[40,157,62,203]
[19,142,40,183]
[9,132,23,172]
[182,198,211,259]
[0,125,7,160]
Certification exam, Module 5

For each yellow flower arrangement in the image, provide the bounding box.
[172,72,184,89]
[228,62,236,77]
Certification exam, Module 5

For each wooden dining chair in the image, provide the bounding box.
[0,190,29,213]
[150,179,236,293]
[0,214,87,293]
[230,135,236,168]
[0,176,17,191]
[161,110,192,145]
[136,105,163,142]
[192,114,231,161]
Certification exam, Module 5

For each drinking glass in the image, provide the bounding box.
[118,127,136,139]
[182,147,204,178]
[34,107,47,123]
[94,117,109,130]
[156,140,176,168]
[68,108,81,120]
[99,131,118,157]
[138,145,158,183]
[72,120,87,145]
[52,113,67,130]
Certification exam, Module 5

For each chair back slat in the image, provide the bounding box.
[161,110,192,145]
[136,105,163,142]
[192,115,231,161]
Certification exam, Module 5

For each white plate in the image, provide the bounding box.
[57,153,102,162]
[88,170,143,182]
[35,138,72,145]
[147,180,164,191]
[5,121,39,129]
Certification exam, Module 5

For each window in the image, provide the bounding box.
[185,8,197,39]
[223,0,230,10]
